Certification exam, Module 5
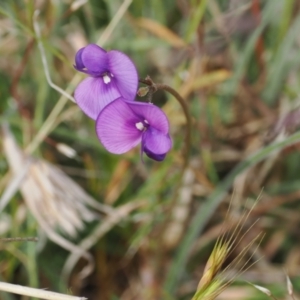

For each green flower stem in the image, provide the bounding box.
[164,130,300,294]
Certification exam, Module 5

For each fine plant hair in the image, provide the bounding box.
[192,196,264,300]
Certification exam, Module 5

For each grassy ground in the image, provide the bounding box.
[1,0,300,299]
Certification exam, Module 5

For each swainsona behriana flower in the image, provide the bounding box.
[96,98,172,161]
[74,44,138,120]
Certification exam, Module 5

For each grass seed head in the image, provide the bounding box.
[192,197,263,300]
[192,279,223,300]
[197,241,230,291]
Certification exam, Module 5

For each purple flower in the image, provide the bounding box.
[96,98,172,161]
[74,44,138,120]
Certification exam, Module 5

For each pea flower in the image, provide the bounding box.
[96,98,172,161]
[74,44,138,120]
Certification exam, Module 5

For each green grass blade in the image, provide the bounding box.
[263,14,300,104]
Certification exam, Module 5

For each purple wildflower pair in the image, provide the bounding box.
[74,44,172,161]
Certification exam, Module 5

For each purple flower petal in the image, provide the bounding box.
[126,101,169,134]
[81,44,108,76]
[144,151,167,161]
[96,99,142,154]
[143,127,172,156]
[108,51,138,101]
[74,77,121,120]
[74,47,85,71]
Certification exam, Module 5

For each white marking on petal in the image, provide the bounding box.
[103,74,111,84]
[135,122,144,131]
[144,120,149,124]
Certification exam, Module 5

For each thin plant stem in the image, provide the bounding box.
[139,77,191,170]
[25,75,80,155]
[138,79,192,280]
[157,83,191,170]
[97,0,133,45]
[26,215,39,294]
[33,10,76,103]
[0,281,86,300]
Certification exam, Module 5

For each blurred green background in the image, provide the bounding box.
[1,0,300,299]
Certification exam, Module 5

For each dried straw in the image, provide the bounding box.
[0,281,86,300]
[1,124,114,277]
